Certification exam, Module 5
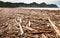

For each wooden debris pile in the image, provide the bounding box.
[0,9,60,38]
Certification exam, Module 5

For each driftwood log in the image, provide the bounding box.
[48,18,60,36]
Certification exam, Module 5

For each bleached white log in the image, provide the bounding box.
[48,18,60,36]
[28,21,31,27]
[15,18,24,35]
[19,18,22,23]
[19,18,24,35]
[19,24,24,35]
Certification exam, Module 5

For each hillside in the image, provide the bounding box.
[0,1,58,8]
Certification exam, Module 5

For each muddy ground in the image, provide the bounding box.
[0,8,60,38]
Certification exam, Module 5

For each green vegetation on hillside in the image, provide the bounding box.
[0,1,58,8]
